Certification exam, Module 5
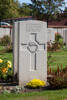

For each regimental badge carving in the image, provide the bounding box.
[27,42,38,53]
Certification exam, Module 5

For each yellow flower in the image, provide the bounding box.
[7,61,11,65]
[0,59,3,63]
[8,64,12,68]
[2,67,8,74]
[7,61,12,68]
[27,79,46,88]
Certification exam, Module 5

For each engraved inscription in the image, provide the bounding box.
[26,24,42,32]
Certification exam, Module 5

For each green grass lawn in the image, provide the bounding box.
[0,46,13,62]
[0,89,67,100]
[0,46,4,51]
[0,52,13,62]
[48,48,67,69]
[0,46,67,70]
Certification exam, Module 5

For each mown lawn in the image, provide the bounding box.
[0,89,67,100]
[0,46,4,51]
[0,52,13,62]
[0,46,13,63]
[48,48,67,69]
[0,46,67,70]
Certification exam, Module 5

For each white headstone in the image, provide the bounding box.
[47,28,55,42]
[63,28,67,43]
[63,29,67,47]
[13,20,47,86]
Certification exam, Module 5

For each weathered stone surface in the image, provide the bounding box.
[13,22,19,76]
[13,20,47,86]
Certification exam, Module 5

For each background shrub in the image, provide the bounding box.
[0,35,11,46]
[47,34,64,52]
[55,33,62,41]
[48,66,67,89]
[0,58,13,81]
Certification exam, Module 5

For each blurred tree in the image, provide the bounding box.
[29,0,65,21]
[61,7,67,19]
[64,7,67,13]
[0,0,20,20]
[0,0,65,22]
[19,3,32,16]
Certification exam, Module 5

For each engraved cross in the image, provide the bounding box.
[21,33,45,70]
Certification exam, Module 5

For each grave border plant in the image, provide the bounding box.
[0,58,13,82]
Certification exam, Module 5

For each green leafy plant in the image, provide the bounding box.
[55,33,62,42]
[0,35,11,46]
[0,59,13,80]
[55,34,64,48]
